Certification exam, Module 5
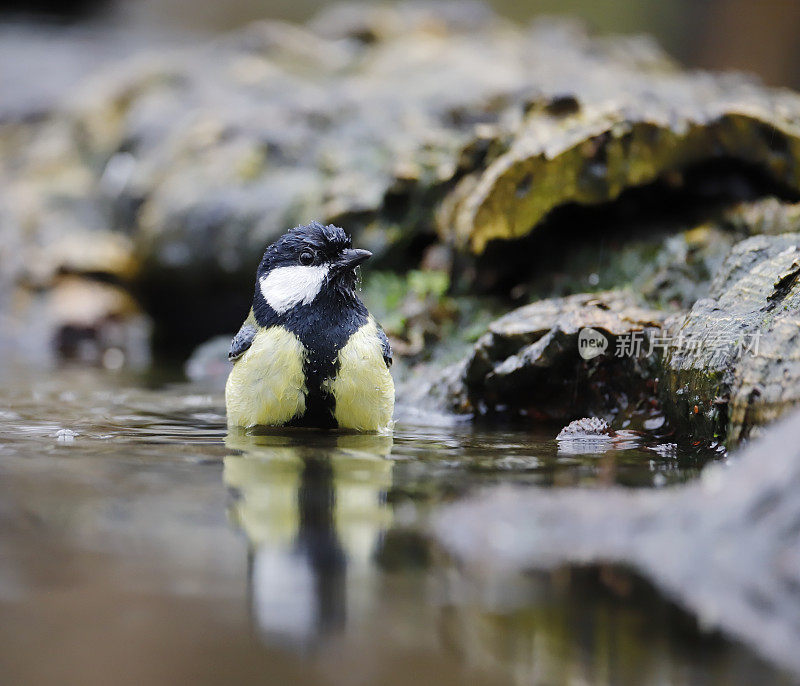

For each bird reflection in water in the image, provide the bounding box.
[224,430,393,648]
[221,430,768,685]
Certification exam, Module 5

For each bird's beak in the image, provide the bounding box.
[336,248,372,270]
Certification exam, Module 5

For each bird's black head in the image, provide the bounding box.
[253,222,371,322]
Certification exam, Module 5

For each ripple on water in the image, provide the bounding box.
[0,368,774,686]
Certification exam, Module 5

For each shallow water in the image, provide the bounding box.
[0,368,791,685]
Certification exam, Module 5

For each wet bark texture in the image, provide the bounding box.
[663,231,800,444]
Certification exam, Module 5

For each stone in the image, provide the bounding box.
[5,275,151,369]
[441,29,800,254]
[434,406,800,678]
[556,416,611,438]
[446,290,668,422]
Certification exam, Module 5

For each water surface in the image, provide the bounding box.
[0,369,790,685]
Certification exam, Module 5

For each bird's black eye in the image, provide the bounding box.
[299,250,315,266]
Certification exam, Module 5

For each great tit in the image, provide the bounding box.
[225,222,394,432]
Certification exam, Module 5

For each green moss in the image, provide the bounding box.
[453,113,800,253]
[361,269,502,362]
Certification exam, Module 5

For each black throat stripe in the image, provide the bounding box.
[253,286,368,428]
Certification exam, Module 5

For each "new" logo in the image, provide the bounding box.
[578,328,608,360]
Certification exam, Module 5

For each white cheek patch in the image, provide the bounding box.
[260,265,329,314]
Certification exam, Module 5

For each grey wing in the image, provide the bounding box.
[376,323,392,368]
[229,323,257,361]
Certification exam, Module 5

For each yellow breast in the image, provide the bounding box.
[225,326,306,428]
[325,317,395,433]
[225,319,394,432]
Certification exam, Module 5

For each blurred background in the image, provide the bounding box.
[4,3,800,685]
[4,0,800,86]
[115,0,800,89]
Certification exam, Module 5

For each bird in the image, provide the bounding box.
[225,221,394,432]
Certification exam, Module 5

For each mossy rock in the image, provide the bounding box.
[441,32,800,254]
[662,232,800,445]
